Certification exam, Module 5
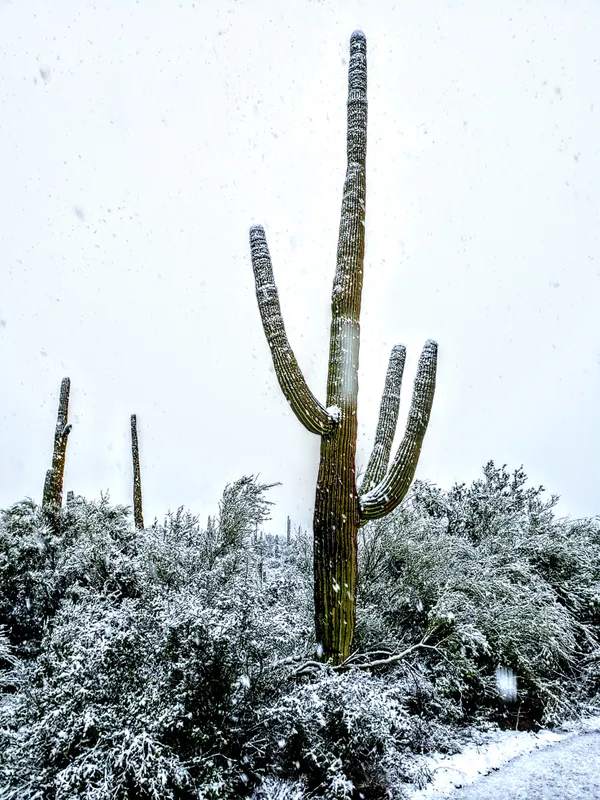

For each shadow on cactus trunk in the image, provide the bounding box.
[249,31,438,664]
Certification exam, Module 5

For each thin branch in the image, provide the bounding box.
[293,627,443,676]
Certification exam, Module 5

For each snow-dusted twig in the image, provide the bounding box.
[272,653,307,667]
[292,626,444,676]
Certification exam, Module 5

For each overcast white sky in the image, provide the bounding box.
[1,0,599,535]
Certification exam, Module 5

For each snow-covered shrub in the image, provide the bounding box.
[357,462,600,728]
[1,464,598,798]
[1,583,304,798]
[0,624,17,686]
[257,669,418,799]
[410,462,558,545]
[0,593,199,799]
[0,498,65,657]
[0,495,140,659]
[250,777,306,800]
[0,477,315,799]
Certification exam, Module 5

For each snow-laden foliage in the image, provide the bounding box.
[254,667,460,798]
[0,464,598,799]
[357,462,600,728]
[0,494,138,660]
[0,624,17,689]
[0,478,313,799]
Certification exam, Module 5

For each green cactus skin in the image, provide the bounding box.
[130,414,144,530]
[249,31,438,664]
[42,377,72,512]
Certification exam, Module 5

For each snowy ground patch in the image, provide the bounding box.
[405,716,600,799]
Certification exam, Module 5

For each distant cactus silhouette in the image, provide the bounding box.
[249,31,438,663]
[130,414,144,530]
[42,377,72,512]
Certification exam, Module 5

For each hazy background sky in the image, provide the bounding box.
[1,0,599,535]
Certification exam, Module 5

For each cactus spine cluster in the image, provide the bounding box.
[249,31,438,664]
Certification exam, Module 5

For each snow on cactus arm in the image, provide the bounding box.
[359,339,437,521]
[249,225,337,436]
[359,344,406,497]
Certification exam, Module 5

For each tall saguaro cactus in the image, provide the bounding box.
[130,414,144,530]
[42,377,72,512]
[249,31,438,664]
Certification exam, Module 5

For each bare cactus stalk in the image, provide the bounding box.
[42,377,72,511]
[286,515,291,545]
[249,31,438,664]
[130,414,144,530]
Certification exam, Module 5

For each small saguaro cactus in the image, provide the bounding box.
[130,414,144,530]
[42,377,72,512]
[249,30,438,664]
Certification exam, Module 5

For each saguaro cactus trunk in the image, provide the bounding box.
[249,30,438,664]
[42,377,72,512]
[130,414,144,530]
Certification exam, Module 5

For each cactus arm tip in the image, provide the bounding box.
[358,343,407,497]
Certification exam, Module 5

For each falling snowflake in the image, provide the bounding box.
[495,666,518,702]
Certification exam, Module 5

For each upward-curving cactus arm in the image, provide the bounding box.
[359,339,437,521]
[359,344,406,496]
[249,225,337,436]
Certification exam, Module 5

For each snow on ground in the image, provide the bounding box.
[405,716,600,799]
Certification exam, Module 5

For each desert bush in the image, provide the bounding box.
[356,463,600,729]
[0,495,140,658]
[0,498,61,656]
[0,477,314,799]
[257,669,414,799]
[255,664,464,799]
[0,464,598,799]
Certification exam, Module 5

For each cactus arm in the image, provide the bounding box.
[249,224,337,436]
[131,414,144,530]
[359,339,437,521]
[42,377,71,511]
[358,344,406,496]
[42,468,55,509]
